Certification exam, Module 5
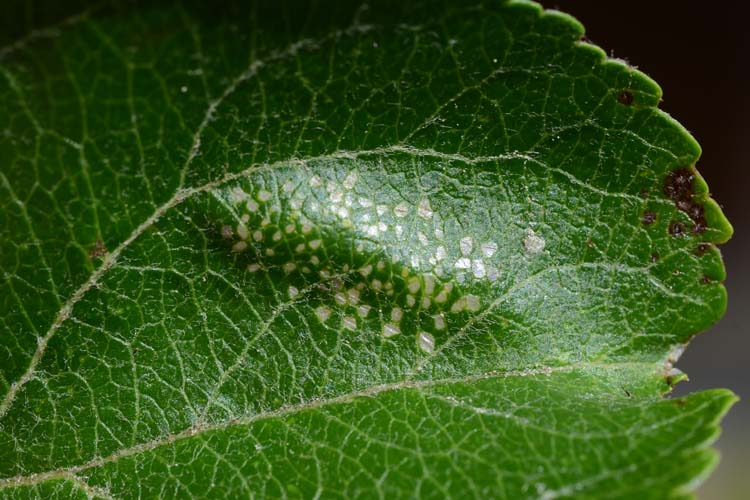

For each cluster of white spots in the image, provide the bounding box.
[523,228,546,255]
[418,331,435,353]
[222,176,495,351]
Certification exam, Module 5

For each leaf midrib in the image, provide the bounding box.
[0,360,667,490]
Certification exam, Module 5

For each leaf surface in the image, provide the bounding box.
[0,1,735,498]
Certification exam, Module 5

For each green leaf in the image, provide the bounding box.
[0,1,735,498]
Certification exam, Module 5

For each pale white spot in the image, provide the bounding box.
[406,295,416,307]
[290,198,303,210]
[180,85,188,93]
[378,222,387,233]
[465,294,481,312]
[433,313,446,330]
[383,323,401,337]
[310,255,320,265]
[460,236,473,256]
[366,225,379,237]
[258,190,272,202]
[343,173,357,189]
[523,229,546,255]
[334,292,347,306]
[342,316,357,330]
[376,260,386,271]
[434,228,444,239]
[261,217,271,227]
[282,181,295,192]
[391,307,403,322]
[377,205,387,216]
[487,266,499,281]
[435,246,446,261]
[288,286,299,298]
[247,263,261,272]
[315,306,331,322]
[421,297,431,309]
[359,198,373,208]
[246,199,259,212]
[481,241,498,258]
[418,332,435,353]
[394,202,409,218]
[310,175,322,187]
[232,241,248,252]
[253,230,263,242]
[347,288,360,305]
[295,243,306,253]
[240,214,249,223]
[407,277,421,294]
[395,225,403,236]
[371,279,383,291]
[418,199,433,219]
[301,222,313,234]
[450,297,466,313]
[336,206,349,218]
[265,248,275,256]
[418,232,428,246]
[284,262,296,273]
[221,225,233,239]
[358,304,371,317]
[423,275,436,295]
[302,266,311,273]
[330,190,343,203]
[285,224,295,234]
[272,231,282,242]
[308,239,322,250]
[359,265,373,277]
[472,260,486,278]
[455,258,471,269]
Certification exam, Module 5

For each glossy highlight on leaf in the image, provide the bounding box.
[0,0,735,498]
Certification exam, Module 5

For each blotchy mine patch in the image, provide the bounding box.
[216,171,488,354]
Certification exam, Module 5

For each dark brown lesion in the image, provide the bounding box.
[617,90,634,105]
[663,168,708,235]
[641,210,656,225]
[88,239,108,260]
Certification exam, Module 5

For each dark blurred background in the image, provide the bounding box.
[541,1,749,497]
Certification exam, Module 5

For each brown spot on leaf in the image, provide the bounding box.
[88,240,107,260]
[663,168,708,235]
[641,210,656,225]
[696,243,711,256]
[650,252,659,263]
[617,90,634,105]
[700,275,714,285]
[669,221,686,237]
